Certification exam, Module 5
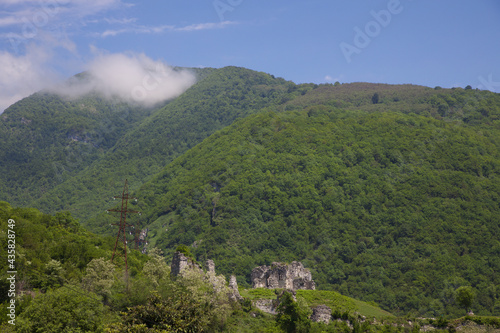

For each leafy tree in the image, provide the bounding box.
[42,260,64,290]
[143,249,170,287]
[455,286,475,314]
[276,291,312,333]
[82,258,116,303]
[17,285,104,333]
[372,93,379,104]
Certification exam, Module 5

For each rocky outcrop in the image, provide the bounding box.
[253,299,277,314]
[206,259,215,275]
[251,261,315,290]
[310,305,332,324]
[229,275,243,301]
[170,251,201,276]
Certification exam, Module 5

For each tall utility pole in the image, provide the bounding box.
[107,179,140,279]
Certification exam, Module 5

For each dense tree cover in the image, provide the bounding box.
[286,82,500,129]
[0,92,151,206]
[137,109,500,317]
[0,203,237,331]
[31,66,311,230]
[3,67,499,231]
[1,202,498,332]
[2,66,500,321]
[0,201,114,298]
[276,291,312,333]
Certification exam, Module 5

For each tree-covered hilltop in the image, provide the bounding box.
[32,66,315,229]
[286,82,500,128]
[0,93,151,206]
[136,108,500,317]
[1,65,500,320]
[2,66,499,230]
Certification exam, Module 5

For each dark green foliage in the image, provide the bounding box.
[0,93,150,206]
[455,286,475,313]
[137,109,500,316]
[109,291,209,332]
[276,291,311,333]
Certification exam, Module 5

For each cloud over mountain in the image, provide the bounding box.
[54,53,197,107]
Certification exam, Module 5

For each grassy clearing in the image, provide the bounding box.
[239,288,394,320]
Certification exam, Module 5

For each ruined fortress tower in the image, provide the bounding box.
[251,261,315,290]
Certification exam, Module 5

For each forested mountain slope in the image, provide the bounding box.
[34,67,314,229]
[0,93,151,205]
[136,108,500,316]
[2,65,500,326]
[286,82,500,127]
[3,66,499,229]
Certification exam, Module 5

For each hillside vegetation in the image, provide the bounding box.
[0,202,396,332]
[1,66,500,321]
[0,93,150,205]
[31,67,316,230]
[137,108,500,316]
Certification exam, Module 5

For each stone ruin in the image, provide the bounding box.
[170,251,201,277]
[229,275,243,301]
[170,252,242,301]
[251,261,316,291]
[310,305,332,324]
[172,255,330,322]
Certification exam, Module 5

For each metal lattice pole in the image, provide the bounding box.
[107,179,140,283]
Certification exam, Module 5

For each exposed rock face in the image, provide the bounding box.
[253,299,277,314]
[229,275,243,301]
[251,261,315,290]
[206,259,215,275]
[310,305,332,324]
[170,251,201,276]
[253,289,296,315]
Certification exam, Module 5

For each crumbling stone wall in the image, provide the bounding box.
[310,305,332,324]
[251,261,315,290]
[229,275,243,301]
[170,251,201,276]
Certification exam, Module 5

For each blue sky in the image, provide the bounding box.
[0,0,499,111]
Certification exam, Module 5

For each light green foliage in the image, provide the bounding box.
[297,290,356,315]
[142,249,170,287]
[180,268,233,326]
[0,202,110,293]
[82,258,116,300]
[112,268,234,332]
[17,285,105,333]
[243,288,277,299]
[43,260,64,290]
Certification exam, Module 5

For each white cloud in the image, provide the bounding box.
[53,52,197,107]
[0,44,61,112]
[175,21,237,32]
[98,24,174,38]
[97,21,237,38]
[0,47,197,112]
